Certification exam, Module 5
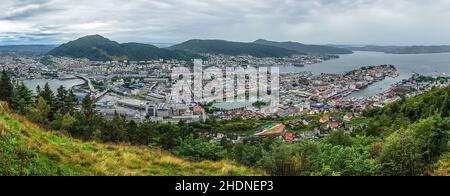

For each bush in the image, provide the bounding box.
[171,135,226,161]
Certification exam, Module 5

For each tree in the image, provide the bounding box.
[311,165,341,176]
[103,111,128,142]
[39,83,55,120]
[12,82,33,114]
[379,129,424,176]
[326,130,352,147]
[171,135,226,161]
[408,116,449,163]
[0,70,14,105]
[70,111,91,140]
[55,85,67,113]
[233,142,264,166]
[35,85,42,97]
[81,94,96,119]
[39,83,55,105]
[158,124,183,150]
[28,97,51,125]
[63,89,77,115]
[259,143,305,176]
[35,85,42,103]
[61,113,76,131]
[129,122,161,146]
[126,120,139,144]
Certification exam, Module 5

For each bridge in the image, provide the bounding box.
[94,89,110,101]
[76,75,96,93]
[76,75,109,101]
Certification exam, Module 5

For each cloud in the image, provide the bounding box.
[0,0,450,45]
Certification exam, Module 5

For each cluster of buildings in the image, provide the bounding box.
[344,73,450,110]
[204,53,338,68]
[278,65,399,116]
[0,55,58,79]
[215,109,269,120]
[251,112,358,143]
[97,95,207,123]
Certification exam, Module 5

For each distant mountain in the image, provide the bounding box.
[48,35,126,61]
[0,45,56,55]
[348,45,450,54]
[253,39,353,55]
[168,39,300,57]
[120,43,202,61]
[48,35,201,61]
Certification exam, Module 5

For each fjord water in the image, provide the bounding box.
[283,51,450,97]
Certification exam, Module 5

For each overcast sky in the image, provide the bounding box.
[1,0,450,45]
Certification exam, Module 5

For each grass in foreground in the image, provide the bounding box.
[0,103,263,176]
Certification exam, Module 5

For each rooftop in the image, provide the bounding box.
[212,102,253,111]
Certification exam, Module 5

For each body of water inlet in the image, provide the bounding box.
[281,51,450,97]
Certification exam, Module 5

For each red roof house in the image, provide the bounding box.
[320,116,330,123]
[328,122,339,129]
[284,132,295,141]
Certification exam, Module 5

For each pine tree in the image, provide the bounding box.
[35,85,42,100]
[40,83,55,105]
[0,70,14,105]
[39,83,55,119]
[28,97,51,124]
[63,89,77,115]
[82,94,96,119]
[106,111,128,142]
[12,82,34,114]
[55,85,67,113]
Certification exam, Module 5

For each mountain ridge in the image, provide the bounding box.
[48,35,202,61]
[253,39,353,55]
[168,39,301,57]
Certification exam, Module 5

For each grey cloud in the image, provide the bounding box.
[0,0,450,45]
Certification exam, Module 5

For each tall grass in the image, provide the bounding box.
[0,102,263,176]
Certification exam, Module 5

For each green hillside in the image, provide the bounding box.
[48,35,201,61]
[121,43,202,61]
[0,103,262,176]
[168,39,301,57]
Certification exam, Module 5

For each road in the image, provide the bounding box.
[76,75,96,93]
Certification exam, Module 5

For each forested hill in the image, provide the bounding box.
[168,39,301,57]
[361,86,450,176]
[48,35,202,61]
[253,39,353,54]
